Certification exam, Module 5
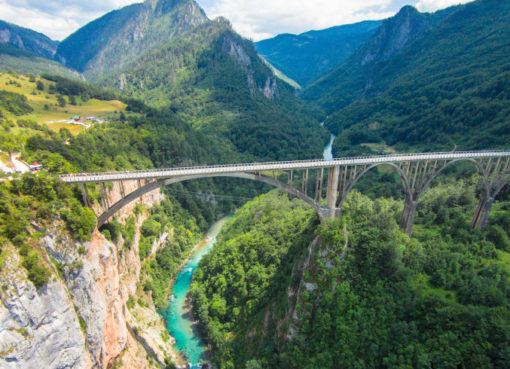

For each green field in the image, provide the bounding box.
[0,72,126,134]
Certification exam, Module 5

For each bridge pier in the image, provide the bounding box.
[400,198,418,236]
[325,166,340,215]
[470,196,494,230]
[80,183,91,208]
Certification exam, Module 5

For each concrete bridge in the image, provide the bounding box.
[59,151,510,235]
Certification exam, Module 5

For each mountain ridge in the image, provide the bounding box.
[55,0,208,80]
[0,19,58,59]
[302,0,510,155]
[256,20,382,85]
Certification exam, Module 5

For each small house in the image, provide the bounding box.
[29,162,42,172]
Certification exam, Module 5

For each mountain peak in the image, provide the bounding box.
[147,0,206,19]
[356,5,429,65]
[147,0,187,9]
[397,5,419,15]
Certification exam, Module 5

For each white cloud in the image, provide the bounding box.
[204,0,396,41]
[415,0,473,12]
[0,0,141,40]
[0,0,475,42]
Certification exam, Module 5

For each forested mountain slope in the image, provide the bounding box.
[56,0,208,81]
[256,20,381,86]
[192,185,510,368]
[302,0,510,155]
[55,0,329,161]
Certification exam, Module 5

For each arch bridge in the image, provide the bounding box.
[59,151,510,236]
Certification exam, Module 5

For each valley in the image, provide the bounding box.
[0,0,509,368]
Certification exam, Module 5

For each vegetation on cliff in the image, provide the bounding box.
[191,179,510,368]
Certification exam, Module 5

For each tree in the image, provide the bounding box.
[36,80,44,91]
[57,95,66,107]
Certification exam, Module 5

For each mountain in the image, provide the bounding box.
[56,0,208,81]
[0,20,58,59]
[56,0,328,161]
[302,0,510,155]
[302,5,457,112]
[256,20,381,86]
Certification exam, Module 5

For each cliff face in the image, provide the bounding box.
[0,182,179,368]
[0,245,91,368]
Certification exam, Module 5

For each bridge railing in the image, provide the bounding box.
[59,150,510,181]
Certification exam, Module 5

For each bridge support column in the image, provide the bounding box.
[325,166,340,216]
[400,198,418,236]
[470,196,494,231]
[100,183,110,210]
[80,184,90,208]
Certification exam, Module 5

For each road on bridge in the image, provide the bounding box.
[60,150,510,184]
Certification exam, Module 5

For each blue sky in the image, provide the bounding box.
[0,0,473,41]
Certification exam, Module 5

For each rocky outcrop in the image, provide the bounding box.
[355,5,454,66]
[0,181,175,369]
[0,245,91,369]
[261,76,279,99]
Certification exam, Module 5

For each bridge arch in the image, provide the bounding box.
[335,162,411,208]
[97,172,324,227]
[333,158,490,235]
[417,158,486,196]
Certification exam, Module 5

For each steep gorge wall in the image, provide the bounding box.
[0,182,180,368]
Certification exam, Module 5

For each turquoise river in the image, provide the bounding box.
[160,216,230,368]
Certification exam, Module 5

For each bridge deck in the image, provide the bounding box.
[59,151,510,184]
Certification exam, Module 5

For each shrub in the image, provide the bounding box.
[22,251,51,289]
[63,205,96,241]
[487,225,510,252]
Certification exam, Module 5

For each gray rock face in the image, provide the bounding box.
[357,6,435,66]
[1,182,169,369]
[0,247,90,369]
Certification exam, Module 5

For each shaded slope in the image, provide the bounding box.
[302,5,457,112]
[302,0,510,154]
[0,20,57,59]
[256,20,381,86]
[0,44,79,78]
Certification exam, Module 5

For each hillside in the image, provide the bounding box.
[256,20,381,86]
[0,43,79,78]
[192,186,510,368]
[56,0,208,81]
[302,0,510,155]
[0,20,58,59]
[99,18,327,160]
[54,0,328,161]
[0,71,126,135]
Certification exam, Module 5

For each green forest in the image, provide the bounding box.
[190,180,510,368]
[302,0,510,156]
